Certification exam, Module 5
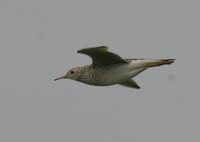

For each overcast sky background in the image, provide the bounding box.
[0,0,199,142]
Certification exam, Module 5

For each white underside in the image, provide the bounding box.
[102,60,147,85]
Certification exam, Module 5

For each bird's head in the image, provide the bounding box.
[54,67,83,81]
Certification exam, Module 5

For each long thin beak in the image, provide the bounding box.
[54,75,66,81]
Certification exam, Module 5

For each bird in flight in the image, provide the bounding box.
[55,46,175,89]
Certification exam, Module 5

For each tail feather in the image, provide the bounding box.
[159,59,175,65]
[144,59,175,67]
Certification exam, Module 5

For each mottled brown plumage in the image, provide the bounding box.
[55,46,175,89]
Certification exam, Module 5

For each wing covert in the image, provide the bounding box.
[77,46,127,66]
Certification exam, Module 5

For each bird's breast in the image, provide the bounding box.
[84,64,131,86]
[79,62,146,86]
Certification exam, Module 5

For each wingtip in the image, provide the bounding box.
[77,46,109,53]
[136,86,141,89]
[77,49,84,53]
[134,84,141,89]
[77,47,89,53]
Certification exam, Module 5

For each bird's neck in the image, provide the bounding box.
[78,65,93,83]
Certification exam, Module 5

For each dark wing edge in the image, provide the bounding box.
[77,46,108,53]
[77,46,128,66]
[118,79,141,89]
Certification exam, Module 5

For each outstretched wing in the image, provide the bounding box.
[118,79,140,89]
[77,46,127,66]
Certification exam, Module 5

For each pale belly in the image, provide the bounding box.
[103,66,146,85]
[89,62,146,86]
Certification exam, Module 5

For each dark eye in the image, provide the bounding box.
[70,71,74,74]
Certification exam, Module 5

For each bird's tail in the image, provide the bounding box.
[143,59,175,67]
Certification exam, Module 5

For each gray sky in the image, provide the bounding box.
[0,0,199,142]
